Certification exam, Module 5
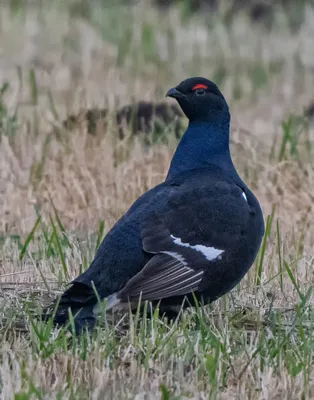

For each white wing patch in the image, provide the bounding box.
[170,235,224,261]
[242,191,247,202]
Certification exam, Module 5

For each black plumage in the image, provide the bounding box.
[48,77,265,332]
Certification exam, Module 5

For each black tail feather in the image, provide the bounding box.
[42,283,97,333]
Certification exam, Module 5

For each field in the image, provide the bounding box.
[1,1,314,398]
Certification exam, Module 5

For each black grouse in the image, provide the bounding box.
[49,77,265,332]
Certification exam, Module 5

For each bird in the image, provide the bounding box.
[47,77,265,332]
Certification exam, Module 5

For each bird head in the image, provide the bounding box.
[166,77,228,123]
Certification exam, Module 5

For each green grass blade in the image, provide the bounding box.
[19,216,42,260]
[284,261,304,302]
[278,118,292,162]
[95,220,105,251]
[160,384,170,400]
[49,194,72,249]
[50,215,69,280]
[276,219,283,291]
[29,69,38,106]
[256,205,275,286]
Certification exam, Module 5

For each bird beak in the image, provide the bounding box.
[166,87,183,99]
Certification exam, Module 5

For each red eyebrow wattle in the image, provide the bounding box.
[192,84,208,90]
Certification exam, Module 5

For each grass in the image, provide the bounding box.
[1,0,314,398]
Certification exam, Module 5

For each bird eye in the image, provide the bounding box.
[195,88,205,96]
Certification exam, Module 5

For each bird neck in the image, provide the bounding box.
[166,117,236,180]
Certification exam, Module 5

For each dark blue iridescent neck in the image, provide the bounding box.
[166,113,236,180]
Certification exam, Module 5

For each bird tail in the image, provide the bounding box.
[42,283,97,333]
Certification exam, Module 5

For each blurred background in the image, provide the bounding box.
[1,0,314,234]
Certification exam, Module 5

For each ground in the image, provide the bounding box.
[1,1,314,399]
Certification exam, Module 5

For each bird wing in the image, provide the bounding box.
[119,252,204,302]
[118,178,249,302]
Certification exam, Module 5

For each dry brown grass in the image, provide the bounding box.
[1,2,314,399]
